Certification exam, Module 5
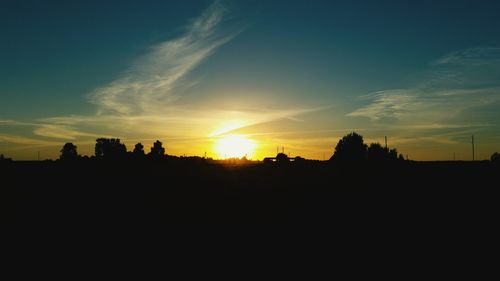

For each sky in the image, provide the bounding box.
[1,0,500,160]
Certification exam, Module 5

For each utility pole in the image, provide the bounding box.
[453,152,456,161]
[472,135,475,161]
[385,136,387,149]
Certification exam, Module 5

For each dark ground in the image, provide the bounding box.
[1,159,497,226]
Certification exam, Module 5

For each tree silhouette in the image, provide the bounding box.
[0,154,10,163]
[366,142,401,163]
[149,140,165,158]
[133,142,145,156]
[491,152,500,165]
[389,148,398,159]
[367,143,388,161]
[60,143,78,160]
[95,138,127,159]
[331,132,367,162]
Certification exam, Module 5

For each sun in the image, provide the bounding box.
[214,134,257,159]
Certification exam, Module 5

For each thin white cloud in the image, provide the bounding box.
[434,47,500,66]
[347,90,417,121]
[89,0,236,115]
[0,120,37,126]
[0,120,17,125]
[2,0,326,152]
[207,106,330,137]
[33,124,101,140]
[0,134,60,146]
[348,47,500,127]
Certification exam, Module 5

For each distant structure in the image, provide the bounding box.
[472,135,475,161]
[263,151,305,164]
[265,145,302,163]
[276,146,285,154]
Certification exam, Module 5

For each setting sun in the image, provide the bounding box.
[214,135,257,159]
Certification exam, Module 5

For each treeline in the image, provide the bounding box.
[2,132,499,164]
[330,132,405,163]
[60,138,168,161]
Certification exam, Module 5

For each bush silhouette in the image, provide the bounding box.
[367,143,387,161]
[60,143,78,160]
[0,154,12,163]
[133,142,145,156]
[366,142,402,163]
[95,138,127,159]
[331,132,367,162]
[149,140,165,158]
[491,152,500,165]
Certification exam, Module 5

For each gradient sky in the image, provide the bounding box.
[1,0,500,160]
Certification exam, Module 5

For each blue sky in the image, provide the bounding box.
[1,0,500,160]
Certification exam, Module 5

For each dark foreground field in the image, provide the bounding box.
[2,160,497,226]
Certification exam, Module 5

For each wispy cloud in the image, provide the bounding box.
[30,1,323,142]
[434,47,500,66]
[348,47,500,128]
[33,124,102,140]
[207,106,330,137]
[0,134,60,146]
[0,120,17,125]
[347,89,417,121]
[89,0,236,115]
[0,120,37,126]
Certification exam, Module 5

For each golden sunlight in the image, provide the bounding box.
[214,134,257,159]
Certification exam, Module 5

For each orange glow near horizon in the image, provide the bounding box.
[214,134,257,159]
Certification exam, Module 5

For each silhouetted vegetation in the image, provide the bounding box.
[95,138,127,159]
[331,132,367,163]
[492,152,500,165]
[0,154,12,164]
[367,143,400,163]
[149,140,165,159]
[133,142,145,157]
[60,143,78,161]
[330,132,403,164]
[3,132,498,225]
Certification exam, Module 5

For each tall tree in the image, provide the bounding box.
[133,142,145,156]
[330,132,367,162]
[149,140,165,158]
[491,152,500,165]
[60,143,78,160]
[95,138,127,159]
[367,142,400,162]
